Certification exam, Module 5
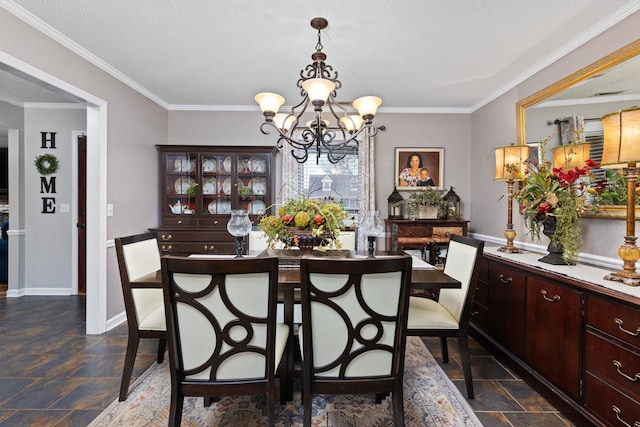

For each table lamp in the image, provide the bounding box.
[552,142,591,170]
[494,145,529,253]
[600,107,640,286]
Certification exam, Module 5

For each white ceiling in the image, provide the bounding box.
[1,0,640,112]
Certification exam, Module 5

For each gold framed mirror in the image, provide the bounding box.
[516,38,640,219]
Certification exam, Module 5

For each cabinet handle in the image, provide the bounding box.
[540,290,560,303]
[471,311,478,316]
[204,245,215,252]
[613,360,640,383]
[178,220,183,224]
[161,234,172,241]
[614,318,640,337]
[214,220,218,225]
[161,245,172,252]
[498,274,512,284]
[611,405,640,427]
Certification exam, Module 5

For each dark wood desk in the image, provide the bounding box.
[137,252,460,402]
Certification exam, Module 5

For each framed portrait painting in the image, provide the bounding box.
[395,148,444,189]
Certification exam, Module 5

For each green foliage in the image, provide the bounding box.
[407,188,448,218]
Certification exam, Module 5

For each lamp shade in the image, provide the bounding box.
[552,142,591,170]
[301,78,335,102]
[273,113,295,131]
[494,145,529,181]
[353,96,382,117]
[255,92,285,114]
[600,107,640,169]
[340,115,364,132]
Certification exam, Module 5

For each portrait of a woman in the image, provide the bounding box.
[398,152,423,187]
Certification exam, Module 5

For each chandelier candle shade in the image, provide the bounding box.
[494,145,529,254]
[600,107,640,286]
[255,17,384,164]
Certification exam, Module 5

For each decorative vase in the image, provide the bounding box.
[538,216,569,265]
[417,205,438,219]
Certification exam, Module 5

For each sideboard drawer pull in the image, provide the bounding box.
[611,405,639,427]
[541,290,560,303]
[614,318,640,337]
[161,245,172,252]
[161,234,172,241]
[613,360,640,382]
[498,274,512,284]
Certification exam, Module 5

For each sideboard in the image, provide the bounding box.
[384,219,468,264]
[472,247,640,426]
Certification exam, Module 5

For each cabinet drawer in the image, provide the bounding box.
[478,258,489,281]
[475,278,488,305]
[182,242,237,255]
[587,295,640,347]
[431,226,463,242]
[471,301,488,331]
[162,216,198,226]
[156,230,232,243]
[584,372,640,427]
[585,331,640,402]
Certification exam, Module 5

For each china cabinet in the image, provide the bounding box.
[150,145,276,255]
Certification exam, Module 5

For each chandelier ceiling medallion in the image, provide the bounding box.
[255,17,384,164]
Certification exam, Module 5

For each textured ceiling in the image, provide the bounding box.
[1,0,640,111]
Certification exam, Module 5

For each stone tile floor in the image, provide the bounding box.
[0,295,576,426]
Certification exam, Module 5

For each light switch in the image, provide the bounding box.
[107,204,114,217]
[60,203,70,213]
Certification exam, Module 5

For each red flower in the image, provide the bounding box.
[282,213,294,224]
[537,202,552,213]
[585,159,598,167]
[313,214,325,225]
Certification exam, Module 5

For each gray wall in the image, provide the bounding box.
[470,10,640,264]
[0,7,168,320]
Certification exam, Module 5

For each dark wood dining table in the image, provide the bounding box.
[133,250,461,402]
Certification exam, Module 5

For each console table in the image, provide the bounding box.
[384,219,468,264]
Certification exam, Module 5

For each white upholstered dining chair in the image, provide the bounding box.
[114,232,167,401]
[406,234,484,398]
[298,255,412,427]
[161,256,289,427]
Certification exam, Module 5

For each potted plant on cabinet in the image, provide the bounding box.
[407,188,448,219]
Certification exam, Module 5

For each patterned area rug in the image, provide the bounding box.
[90,337,481,426]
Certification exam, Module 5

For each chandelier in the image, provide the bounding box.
[255,17,384,164]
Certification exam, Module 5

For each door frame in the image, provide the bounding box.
[1,51,108,334]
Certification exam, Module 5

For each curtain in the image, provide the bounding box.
[357,128,376,250]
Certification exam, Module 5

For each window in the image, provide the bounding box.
[296,146,361,225]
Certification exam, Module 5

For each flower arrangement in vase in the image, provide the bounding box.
[259,197,347,250]
[515,136,597,264]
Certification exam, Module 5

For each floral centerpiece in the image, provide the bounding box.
[259,197,348,250]
[515,137,597,264]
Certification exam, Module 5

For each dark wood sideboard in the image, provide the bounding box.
[384,219,468,264]
[472,249,640,426]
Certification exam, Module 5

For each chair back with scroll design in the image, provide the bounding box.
[407,234,484,398]
[298,255,412,427]
[161,256,288,427]
[115,232,167,401]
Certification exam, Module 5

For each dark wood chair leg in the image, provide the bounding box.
[119,334,140,401]
[203,396,220,407]
[157,338,167,363]
[458,334,474,399]
[375,392,390,404]
[168,389,184,427]
[440,336,449,363]
[392,388,404,427]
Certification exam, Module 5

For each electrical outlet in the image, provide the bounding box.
[107,204,114,217]
[60,203,70,213]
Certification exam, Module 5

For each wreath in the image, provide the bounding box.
[34,153,60,175]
